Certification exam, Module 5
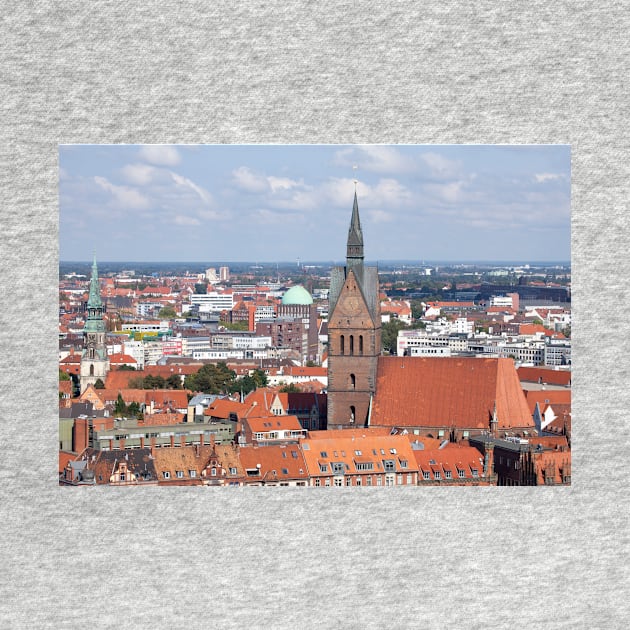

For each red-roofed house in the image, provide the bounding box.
[240,415,307,446]
[299,432,419,487]
[238,444,309,486]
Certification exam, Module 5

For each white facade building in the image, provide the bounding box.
[190,292,234,313]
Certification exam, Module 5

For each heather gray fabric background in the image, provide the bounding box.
[1,2,628,628]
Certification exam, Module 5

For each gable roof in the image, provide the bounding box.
[370,357,534,431]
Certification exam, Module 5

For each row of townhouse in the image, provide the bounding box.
[61,430,497,487]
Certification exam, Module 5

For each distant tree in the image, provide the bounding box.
[185,362,236,394]
[114,393,127,417]
[158,306,177,319]
[94,378,105,389]
[562,325,571,338]
[127,401,142,417]
[381,319,408,354]
[305,360,316,367]
[251,368,268,388]
[144,374,166,389]
[166,374,183,389]
[221,320,249,331]
[410,300,425,320]
[532,318,543,326]
[194,282,208,294]
[128,377,145,389]
[117,364,136,371]
[59,369,70,381]
[279,383,301,393]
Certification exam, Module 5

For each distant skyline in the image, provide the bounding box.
[59,144,571,263]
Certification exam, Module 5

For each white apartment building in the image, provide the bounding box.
[189,292,234,313]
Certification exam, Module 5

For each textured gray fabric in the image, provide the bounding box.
[1,2,628,628]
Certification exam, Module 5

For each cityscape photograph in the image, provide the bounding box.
[58,144,571,487]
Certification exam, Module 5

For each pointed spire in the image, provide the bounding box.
[347,190,364,265]
[87,252,102,309]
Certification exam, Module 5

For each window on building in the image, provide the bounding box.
[314,478,320,487]
[423,471,430,480]
[383,460,396,472]
[445,470,452,479]
[399,459,408,469]
[350,335,354,355]
[350,406,356,423]
[350,373,356,389]
[229,467,237,475]
[163,471,170,479]
[471,468,479,477]
[434,470,441,480]
[334,478,343,486]
[355,462,374,471]
[340,335,345,355]
[189,470,196,478]
[359,335,364,355]
[320,451,328,458]
[319,463,328,473]
[356,477,362,486]
[282,468,289,475]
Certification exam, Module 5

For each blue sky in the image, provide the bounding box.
[59,144,570,263]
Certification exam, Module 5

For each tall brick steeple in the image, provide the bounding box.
[327,190,381,428]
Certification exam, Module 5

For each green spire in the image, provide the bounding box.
[87,253,102,309]
[84,253,105,334]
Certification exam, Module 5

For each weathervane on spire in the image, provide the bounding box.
[353,164,358,192]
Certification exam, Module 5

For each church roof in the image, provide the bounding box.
[370,357,534,431]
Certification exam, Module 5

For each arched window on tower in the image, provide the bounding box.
[89,364,94,376]
[350,406,356,423]
[350,335,354,355]
[359,335,364,355]
[350,374,356,389]
[340,335,345,355]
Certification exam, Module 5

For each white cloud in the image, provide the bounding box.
[138,145,181,166]
[535,173,563,183]
[419,152,463,179]
[170,172,213,204]
[121,163,157,185]
[93,176,150,209]
[268,175,303,193]
[232,166,269,193]
[334,145,416,174]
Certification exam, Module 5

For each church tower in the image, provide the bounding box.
[327,190,381,428]
[80,254,109,391]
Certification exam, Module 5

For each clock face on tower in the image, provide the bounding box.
[342,296,361,315]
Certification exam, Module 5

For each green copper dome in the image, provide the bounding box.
[282,285,313,305]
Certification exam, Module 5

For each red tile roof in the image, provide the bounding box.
[517,367,571,387]
[238,444,309,482]
[414,445,487,480]
[371,357,534,431]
